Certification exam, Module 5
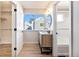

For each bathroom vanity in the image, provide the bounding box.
[39,31,53,53]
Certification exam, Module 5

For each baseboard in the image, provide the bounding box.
[57,53,69,57]
[57,45,69,57]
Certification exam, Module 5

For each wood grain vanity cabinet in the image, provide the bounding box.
[39,34,53,53]
[42,35,52,47]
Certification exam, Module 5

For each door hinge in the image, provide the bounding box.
[14,9,17,12]
[14,28,17,31]
[14,47,17,51]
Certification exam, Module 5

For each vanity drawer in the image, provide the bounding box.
[42,35,52,47]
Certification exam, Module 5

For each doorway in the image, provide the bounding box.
[16,1,53,57]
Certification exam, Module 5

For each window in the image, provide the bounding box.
[57,14,64,22]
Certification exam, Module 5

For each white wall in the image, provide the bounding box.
[12,1,24,56]
[23,31,39,43]
[73,1,79,57]
[45,4,53,31]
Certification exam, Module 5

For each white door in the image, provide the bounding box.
[12,2,24,56]
[53,1,72,57]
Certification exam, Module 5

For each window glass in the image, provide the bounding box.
[57,14,64,22]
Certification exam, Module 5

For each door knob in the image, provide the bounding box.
[56,32,58,34]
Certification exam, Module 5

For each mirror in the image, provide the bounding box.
[24,13,52,30]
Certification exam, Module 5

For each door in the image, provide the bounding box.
[12,1,24,56]
[12,2,24,56]
[53,1,72,57]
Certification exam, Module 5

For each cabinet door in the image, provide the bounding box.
[42,35,52,47]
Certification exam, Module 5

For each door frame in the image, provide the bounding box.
[11,1,17,57]
[52,2,59,57]
[71,1,73,57]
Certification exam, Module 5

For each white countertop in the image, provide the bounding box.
[39,32,53,35]
[40,32,48,35]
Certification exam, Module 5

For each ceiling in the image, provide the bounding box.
[57,1,69,7]
[57,1,70,11]
[19,1,54,9]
